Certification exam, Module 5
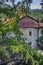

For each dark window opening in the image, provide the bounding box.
[29,31,32,36]
[29,41,32,45]
[6,0,9,2]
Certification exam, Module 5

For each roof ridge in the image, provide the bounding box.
[19,15,39,23]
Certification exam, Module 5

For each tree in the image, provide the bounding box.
[40,0,43,9]
[0,0,43,65]
[38,29,43,49]
[20,0,32,15]
[0,11,43,65]
[17,0,32,16]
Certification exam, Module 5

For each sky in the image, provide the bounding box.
[16,0,41,9]
[31,0,41,9]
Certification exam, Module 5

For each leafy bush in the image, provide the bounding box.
[0,13,43,65]
[38,29,43,48]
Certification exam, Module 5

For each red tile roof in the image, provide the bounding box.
[39,23,43,28]
[19,16,43,28]
[3,16,43,28]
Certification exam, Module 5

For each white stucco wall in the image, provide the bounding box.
[39,29,42,37]
[19,28,38,48]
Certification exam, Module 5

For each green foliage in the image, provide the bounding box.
[38,29,43,46]
[0,7,16,17]
[39,59,43,65]
[0,6,43,65]
[0,46,10,60]
[0,36,43,65]
[31,10,43,22]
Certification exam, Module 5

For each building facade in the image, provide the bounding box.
[19,16,43,48]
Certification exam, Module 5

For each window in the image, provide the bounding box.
[29,41,32,45]
[29,31,32,36]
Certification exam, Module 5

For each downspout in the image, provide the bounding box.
[37,22,39,47]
